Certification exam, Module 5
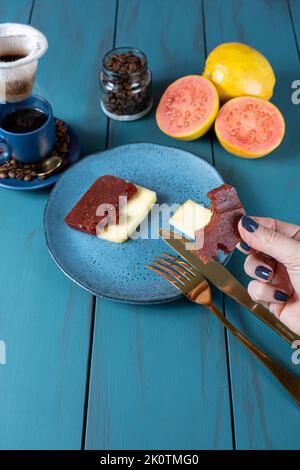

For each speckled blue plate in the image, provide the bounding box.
[44,143,226,304]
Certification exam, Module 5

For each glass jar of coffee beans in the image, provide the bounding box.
[100,47,152,121]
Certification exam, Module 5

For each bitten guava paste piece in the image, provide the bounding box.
[195,184,245,262]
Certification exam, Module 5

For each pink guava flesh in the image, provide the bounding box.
[215,97,285,155]
[156,75,218,137]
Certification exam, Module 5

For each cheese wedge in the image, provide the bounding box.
[97,184,157,243]
[169,199,212,240]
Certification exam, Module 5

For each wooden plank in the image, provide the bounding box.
[0,0,115,449]
[204,0,300,449]
[289,0,300,57]
[0,0,32,22]
[86,0,233,450]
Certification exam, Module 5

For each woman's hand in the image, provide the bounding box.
[238,215,300,335]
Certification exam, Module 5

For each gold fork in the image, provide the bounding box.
[146,253,300,406]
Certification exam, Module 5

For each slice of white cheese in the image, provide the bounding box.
[169,199,212,240]
[97,184,157,243]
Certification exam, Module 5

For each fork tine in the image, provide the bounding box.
[161,253,198,276]
[156,256,194,281]
[149,260,186,285]
[146,264,178,284]
[146,263,185,289]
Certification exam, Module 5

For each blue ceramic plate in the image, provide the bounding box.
[44,143,226,304]
[0,121,80,191]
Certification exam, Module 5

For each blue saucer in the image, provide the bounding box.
[0,121,80,190]
[44,143,227,304]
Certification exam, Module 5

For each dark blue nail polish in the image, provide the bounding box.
[241,215,259,233]
[255,265,272,280]
[240,241,250,251]
[274,290,289,302]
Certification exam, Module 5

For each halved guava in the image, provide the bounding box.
[215,97,285,158]
[156,75,219,140]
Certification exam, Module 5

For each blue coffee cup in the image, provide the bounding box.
[0,95,56,164]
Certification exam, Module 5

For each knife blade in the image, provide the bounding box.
[160,229,299,345]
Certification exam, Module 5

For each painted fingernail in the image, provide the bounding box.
[240,241,250,251]
[274,290,289,302]
[255,265,272,280]
[241,215,259,233]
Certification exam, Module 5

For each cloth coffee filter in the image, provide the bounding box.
[0,23,48,103]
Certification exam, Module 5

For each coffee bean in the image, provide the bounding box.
[24,174,32,181]
[0,171,7,179]
[8,171,16,178]
[129,63,137,73]
[112,62,120,72]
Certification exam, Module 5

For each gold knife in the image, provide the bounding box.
[160,229,299,345]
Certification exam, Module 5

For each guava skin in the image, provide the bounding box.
[203,42,276,103]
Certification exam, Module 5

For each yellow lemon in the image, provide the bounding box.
[203,42,275,102]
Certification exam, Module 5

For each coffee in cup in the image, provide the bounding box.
[1,107,48,133]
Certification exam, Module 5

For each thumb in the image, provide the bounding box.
[238,215,300,268]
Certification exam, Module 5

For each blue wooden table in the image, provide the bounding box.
[0,0,300,450]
